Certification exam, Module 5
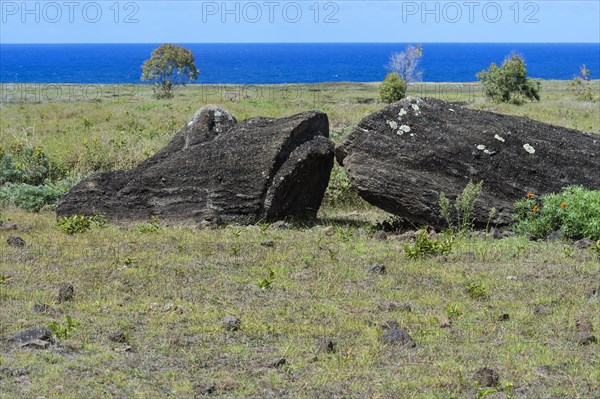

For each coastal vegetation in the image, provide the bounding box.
[141,44,200,99]
[477,53,541,104]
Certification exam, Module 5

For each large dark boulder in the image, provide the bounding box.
[57,106,334,224]
[337,97,600,227]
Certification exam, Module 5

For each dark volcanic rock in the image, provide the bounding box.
[58,284,74,303]
[473,367,499,387]
[108,331,128,343]
[10,328,56,347]
[575,333,597,346]
[222,315,241,332]
[336,97,600,227]
[57,106,334,224]
[379,321,416,347]
[196,382,216,396]
[368,263,386,274]
[6,236,25,247]
[573,238,595,249]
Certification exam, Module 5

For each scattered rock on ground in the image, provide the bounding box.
[6,236,25,247]
[575,333,597,346]
[368,263,386,274]
[586,285,600,300]
[573,238,595,249]
[268,357,287,368]
[473,367,500,387]
[497,313,510,321]
[336,97,600,228]
[316,337,336,354]
[57,106,335,225]
[9,328,56,348]
[32,304,55,314]
[58,284,74,303]
[1,221,17,230]
[379,321,416,348]
[108,331,128,343]
[196,382,216,396]
[222,315,241,332]
[260,239,275,248]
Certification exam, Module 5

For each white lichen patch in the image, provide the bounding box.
[387,120,398,130]
[398,109,407,117]
[523,143,536,154]
[399,125,411,133]
[494,134,505,142]
[397,131,404,136]
[477,144,486,151]
[448,108,455,112]
[411,104,420,111]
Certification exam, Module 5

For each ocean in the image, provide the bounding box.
[1,43,599,84]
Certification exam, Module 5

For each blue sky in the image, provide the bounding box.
[1,1,599,43]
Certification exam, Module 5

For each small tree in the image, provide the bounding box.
[567,64,593,101]
[141,44,199,99]
[476,53,540,104]
[387,44,423,83]
[379,72,407,103]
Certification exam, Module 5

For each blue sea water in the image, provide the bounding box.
[1,43,599,84]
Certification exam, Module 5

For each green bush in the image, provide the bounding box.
[439,180,484,234]
[513,186,600,240]
[404,230,454,259]
[0,142,63,185]
[0,176,82,212]
[57,213,106,235]
[379,73,407,104]
[567,65,594,101]
[476,53,541,104]
[322,165,363,208]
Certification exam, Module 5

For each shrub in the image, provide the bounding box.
[513,186,600,240]
[379,72,407,103]
[137,216,160,233]
[322,165,363,208]
[476,53,541,104]
[387,44,423,83]
[439,180,484,234]
[57,213,106,235]
[0,175,82,212]
[0,142,62,185]
[405,230,454,259]
[592,241,600,257]
[48,315,80,339]
[567,64,594,101]
[465,282,489,299]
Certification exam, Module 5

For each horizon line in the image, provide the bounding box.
[2,41,600,45]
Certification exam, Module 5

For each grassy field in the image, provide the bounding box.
[1,80,599,175]
[1,81,600,398]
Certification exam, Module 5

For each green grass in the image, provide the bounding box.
[1,81,599,398]
[0,209,598,398]
[1,80,598,176]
